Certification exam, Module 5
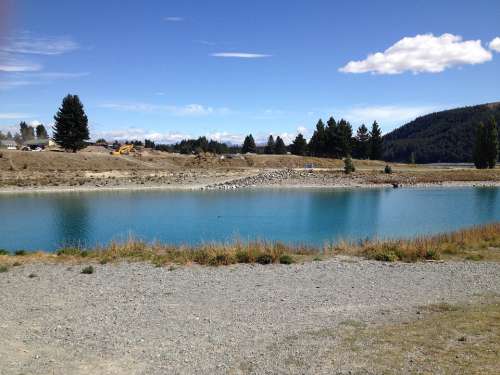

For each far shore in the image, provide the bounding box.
[1,179,500,195]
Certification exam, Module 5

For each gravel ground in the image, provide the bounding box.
[1,258,499,374]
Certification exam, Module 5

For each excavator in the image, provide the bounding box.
[111,144,135,156]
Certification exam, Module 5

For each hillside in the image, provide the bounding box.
[383,102,500,163]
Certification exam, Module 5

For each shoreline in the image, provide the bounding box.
[0,179,499,194]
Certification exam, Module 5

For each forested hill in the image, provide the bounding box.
[383,102,500,163]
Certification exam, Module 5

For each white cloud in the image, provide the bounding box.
[340,33,492,74]
[164,17,184,22]
[489,37,500,52]
[211,52,271,59]
[1,33,79,55]
[0,52,41,72]
[0,113,32,120]
[99,102,230,117]
[0,80,35,90]
[0,72,88,90]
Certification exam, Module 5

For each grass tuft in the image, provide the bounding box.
[81,265,94,274]
[279,254,294,264]
[0,265,8,273]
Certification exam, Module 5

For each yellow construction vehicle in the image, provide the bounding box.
[111,144,135,155]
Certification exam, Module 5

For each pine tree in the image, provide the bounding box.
[308,119,327,156]
[53,94,90,152]
[369,121,383,160]
[485,117,499,169]
[291,133,307,155]
[274,136,287,154]
[337,119,353,157]
[241,134,256,154]
[19,121,35,141]
[354,124,370,159]
[36,124,48,139]
[264,135,275,154]
[6,131,13,140]
[325,117,339,157]
[343,155,355,174]
[473,122,488,169]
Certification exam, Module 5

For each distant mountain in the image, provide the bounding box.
[383,102,500,163]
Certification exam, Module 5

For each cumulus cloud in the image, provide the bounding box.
[340,33,492,74]
[211,52,271,59]
[489,37,500,52]
[99,102,230,117]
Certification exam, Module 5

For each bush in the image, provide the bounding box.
[256,253,273,265]
[235,251,251,263]
[81,265,94,274]
[57,247,84,256]
[384,165,393,174]
[373,251,398,262]
[344,156,355,174]
[14,250,27,256]
[279,254,294,264]
[0,265,8,273]
[208,253,233,266]
[0,249,9,255]
[424,249,440,260]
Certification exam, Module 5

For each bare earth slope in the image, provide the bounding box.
[0,149,499,192]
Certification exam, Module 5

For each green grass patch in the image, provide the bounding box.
[81,265,94,274]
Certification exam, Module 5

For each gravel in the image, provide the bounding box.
[1,259,499,374]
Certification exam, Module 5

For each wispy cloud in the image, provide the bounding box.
[490,37,500,52]
[0,113,32,120]
[0,52,41,72]
[211,52,271,59]
[0,71,89,90]
[99,102,230,117]
[164,17,184,22]
[1,33,79,55]
[340,33,492,74]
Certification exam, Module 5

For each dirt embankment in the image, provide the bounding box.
[0,148,499,192]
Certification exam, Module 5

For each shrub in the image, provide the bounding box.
[0,265,8,273]
[384,165,393,174]
[56,247,84,256]
[344,156,355,174]
[424,249,440,260]
[12,262,21,267]
[256,253,273,265]
[279,254,294,264]
[14,250,27,256]
[373,251,398,262]
[81,265,94,274]
[0,249,9,255]
[209,253,233,266]
[235,251,251,263]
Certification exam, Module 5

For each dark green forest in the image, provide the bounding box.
[383,102,500,163]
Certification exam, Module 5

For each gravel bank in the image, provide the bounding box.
[1,259,499,374]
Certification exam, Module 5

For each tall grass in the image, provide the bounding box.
[0,223,498,267]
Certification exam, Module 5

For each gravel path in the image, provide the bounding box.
[1,259,499,374]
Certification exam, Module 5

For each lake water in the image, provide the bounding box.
[1,187,499,251]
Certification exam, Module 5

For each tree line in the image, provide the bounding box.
[473,117,498,169]
[0,122,49,144]
[240,119,383,160]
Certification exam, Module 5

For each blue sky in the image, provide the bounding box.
[1,0,499,144]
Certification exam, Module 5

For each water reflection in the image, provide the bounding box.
[51,193,90,248]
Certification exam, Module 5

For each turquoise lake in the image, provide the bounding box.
[0,187,499,251]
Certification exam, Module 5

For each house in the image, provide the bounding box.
[0,140,17,149]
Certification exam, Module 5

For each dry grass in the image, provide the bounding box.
[0,223,498,267]
[335,298,500,374]
[331,222,500,262]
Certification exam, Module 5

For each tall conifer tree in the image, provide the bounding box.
[53,94,90,152]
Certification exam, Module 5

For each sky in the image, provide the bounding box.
[0,0,499,144]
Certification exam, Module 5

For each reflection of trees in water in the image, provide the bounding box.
[52,193,90,248]
[306,189,384,243]
[474,187,499,218]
